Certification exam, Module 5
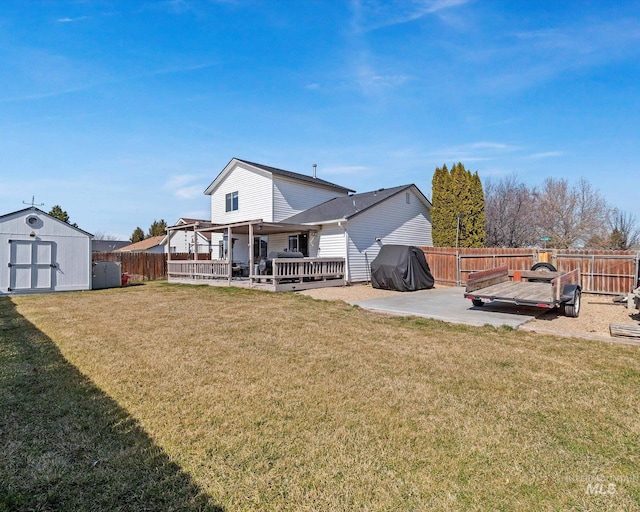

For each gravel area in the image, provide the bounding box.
[299,284,640,343]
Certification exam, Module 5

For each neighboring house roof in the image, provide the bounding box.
[177,217,209,224]
[204,158,355,195]
[116,235,165,252]
[282,185,431,224]
[0,206,94,237]
[92,240,131,252]
[164,218,213,242]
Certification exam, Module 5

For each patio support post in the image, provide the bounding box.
[227,226,232,286]
[166,229,173,263]
[248,222,254,288]
[193,224,198,261]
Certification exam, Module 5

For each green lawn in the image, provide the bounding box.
[1,281,639,511]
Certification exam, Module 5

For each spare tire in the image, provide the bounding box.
[531,262,557,272]
[529,262,557,283]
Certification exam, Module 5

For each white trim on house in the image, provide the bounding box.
[171,160,434,287]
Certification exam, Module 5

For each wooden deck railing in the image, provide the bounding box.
[271,258,345,281]
[167,259,230,279]
[168,257,346,291]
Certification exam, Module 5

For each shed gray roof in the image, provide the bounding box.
[204,158,355,195]
[283,185,428,224]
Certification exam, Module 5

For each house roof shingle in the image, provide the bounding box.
[204,158,355,195]
[282,185,429,224]
[115,235,165,252]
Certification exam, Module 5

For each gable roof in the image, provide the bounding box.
[0,206,93,237]
[204,158,355,195]
[282,185,431,224]
[115,235,165,252]
[168,218,213,241]
[176,217,208,224]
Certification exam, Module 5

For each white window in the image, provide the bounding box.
[225,191,238,212]
[406,192,411,204]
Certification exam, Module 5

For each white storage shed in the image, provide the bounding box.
[0,207,93,294]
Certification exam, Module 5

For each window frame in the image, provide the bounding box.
[225,191,239,212]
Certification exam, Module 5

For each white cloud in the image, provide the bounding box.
[164,174,205,199]
[527,151,564,159]
[431,141,519,162]
[352,0,470,32]
[356,70,411,90]
[57,16,89,23]
[174,185,204,200]
[483,18,640,93]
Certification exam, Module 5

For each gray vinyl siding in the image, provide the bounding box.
[268,233,291,255]
[345,189,432,282]
[168,231,211,254]
[210,165,273,223]
[0,209,92,293]
[272,176,347,222]
[317,224,346,259]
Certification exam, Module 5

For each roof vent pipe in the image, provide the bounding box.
[313,163,317,178]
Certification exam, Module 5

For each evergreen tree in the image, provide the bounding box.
[466,171,486,247]
[147,219,167,238]
[130,227,145,243]
[431,164,455,246]
[48,205,78,228]
[49,205,69,223]
[431,163,486,247]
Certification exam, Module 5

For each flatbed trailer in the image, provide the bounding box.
[464,265,582,317]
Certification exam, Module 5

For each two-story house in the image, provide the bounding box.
[166,158,433,287]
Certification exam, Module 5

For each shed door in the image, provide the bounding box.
[9,240,56,292]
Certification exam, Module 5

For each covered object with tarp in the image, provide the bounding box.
[370,245,434,291]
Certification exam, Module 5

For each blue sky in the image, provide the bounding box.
[1,1,639,239]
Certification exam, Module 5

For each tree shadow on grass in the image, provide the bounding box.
[0,297,224,512]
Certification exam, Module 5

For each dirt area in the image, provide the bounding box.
[299,284,640,344]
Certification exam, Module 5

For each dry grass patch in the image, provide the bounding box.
[3,281,640,511]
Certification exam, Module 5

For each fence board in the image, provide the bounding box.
[92,252,167,282]
[95,248,640,295]
[420,247,639,295]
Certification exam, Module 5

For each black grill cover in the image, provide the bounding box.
[370,245,434,291]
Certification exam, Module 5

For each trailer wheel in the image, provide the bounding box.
[472,299,484,307]
[529,262,557,283]
[531,262,557,272]
[562,289,581,318]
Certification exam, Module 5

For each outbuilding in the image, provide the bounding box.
[0,207,93,294]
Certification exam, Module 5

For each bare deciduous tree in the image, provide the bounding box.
[93,231,120,241]
[534,177,609,249]
[607,209,640,249]
[485,174,537,247]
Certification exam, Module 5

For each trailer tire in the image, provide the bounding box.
[562,289,581,318]
[531,262,557,272]
[529,262,557,282]
[472,299,484,307]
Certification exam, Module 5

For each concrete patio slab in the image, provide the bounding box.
[351,286,546,328]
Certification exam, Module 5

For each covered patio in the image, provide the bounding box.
[166,219,346,292]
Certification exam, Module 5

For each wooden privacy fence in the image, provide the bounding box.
[420,247,640,295]
[94,249,640,295]
[92,252,167,282]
